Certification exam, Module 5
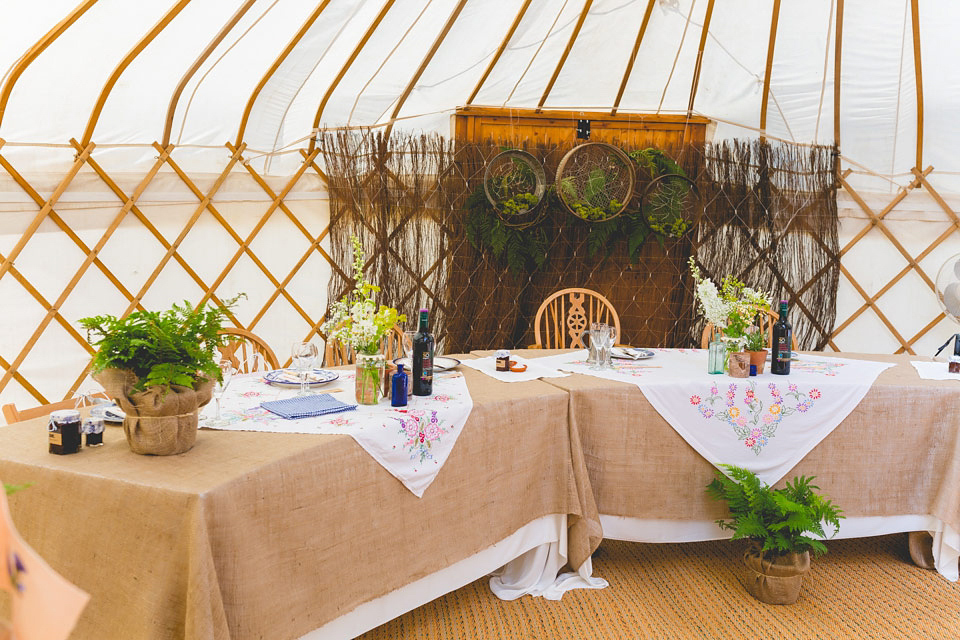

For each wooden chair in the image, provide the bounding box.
[324,325,406,367]
[3,393,110,425]
[218,328,280,373]
[700,307,798,350]
[532,288,621,349]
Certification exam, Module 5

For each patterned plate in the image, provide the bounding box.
[610,347,655,360]
[263,369,340,387]
[90,404,126,423]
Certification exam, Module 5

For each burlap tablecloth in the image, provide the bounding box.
[517,350,960,534]
[0,359,601,640]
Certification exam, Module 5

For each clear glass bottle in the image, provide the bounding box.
[708,339,727,375]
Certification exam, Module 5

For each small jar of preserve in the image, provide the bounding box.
[83,417,105,447]
[49,409,82,455]
[949,355,960,374]
[495,350,511,372]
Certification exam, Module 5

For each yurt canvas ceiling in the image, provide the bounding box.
[2,0,960,409]
[1,0,955,191]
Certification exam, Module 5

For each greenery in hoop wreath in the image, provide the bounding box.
[465,187,550,274]
[580,148,691,260]
[630,148,693,241]
[466,146,692,270]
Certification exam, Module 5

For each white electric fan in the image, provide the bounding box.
[933,252,960,357]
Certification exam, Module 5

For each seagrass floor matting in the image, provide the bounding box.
[358,534,960,639]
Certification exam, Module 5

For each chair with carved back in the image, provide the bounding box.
[2,393,110,425]
[532,288,621,349]
[218,328,280,373]
[700,307,798,350]
[323,325,406,367]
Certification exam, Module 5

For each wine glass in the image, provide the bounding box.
[207,359,235,427]
[588,323,608,370]
[603,326,619,369]
[402,330,417,358]
[291,342,318,396]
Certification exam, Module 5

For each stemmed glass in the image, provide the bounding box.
[291,342,318,396]
[603,326,619,369]
[402,330,417,358]
[588,323,608,370]
[207,359,235,427]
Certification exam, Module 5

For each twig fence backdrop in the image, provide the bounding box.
[318,132,839,353]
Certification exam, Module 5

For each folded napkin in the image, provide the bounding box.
[260,394,357,420]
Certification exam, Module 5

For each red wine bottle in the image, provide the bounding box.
[412,309,434,396]
[771,300,792,375]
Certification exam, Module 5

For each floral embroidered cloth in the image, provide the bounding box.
[911,361,960,381]
[202,371,473,497]
[536,349,894,484]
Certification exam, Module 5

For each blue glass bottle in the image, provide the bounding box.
[391,364,409,407]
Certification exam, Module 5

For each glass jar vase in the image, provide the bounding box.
[355,352,386,405]
[707,339,727,375]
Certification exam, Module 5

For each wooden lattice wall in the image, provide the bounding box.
[2,133,959,413]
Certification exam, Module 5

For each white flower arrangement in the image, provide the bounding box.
[322,236,406,355]
[689,257,772,352]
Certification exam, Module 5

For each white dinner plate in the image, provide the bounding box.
[90,404,126,423]
[610,347,655,360]
[263,369,339,387]
[392,356,461,372]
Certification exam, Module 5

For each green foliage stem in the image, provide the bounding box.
[4,482,31,496]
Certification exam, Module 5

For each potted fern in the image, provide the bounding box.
[79,299,235,455]
[706,464,844,604]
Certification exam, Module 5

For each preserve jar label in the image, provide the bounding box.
[49,431,62,446]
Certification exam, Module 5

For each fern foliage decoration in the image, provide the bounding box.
[80,296,242,391]
[466,186,550,274]
[706,464,844,557]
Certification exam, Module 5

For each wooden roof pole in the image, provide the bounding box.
[834,0,843,145]
[0,0,99,129]
[910,0,924,169]
[383,0,469,139]
[611,0,656,116]
[536,0,595,113]
[235,0,333,148]
[465,0,534,107]
[759,0,782,134]
[308,0,396,154]
[161,0,257,147]
[686,0,716,117]
[80,0,192,147]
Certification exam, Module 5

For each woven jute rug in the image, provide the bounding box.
[359,534,960,639]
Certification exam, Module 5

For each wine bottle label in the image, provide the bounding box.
[420,352,433,381]
[776,337,789,360]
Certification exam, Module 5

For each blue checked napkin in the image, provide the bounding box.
[260,394,357,420]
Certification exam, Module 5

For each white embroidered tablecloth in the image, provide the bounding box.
[536,350,894,484]
[911,360,960,381]
[202,371,473,497]
[460,355,570,382]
